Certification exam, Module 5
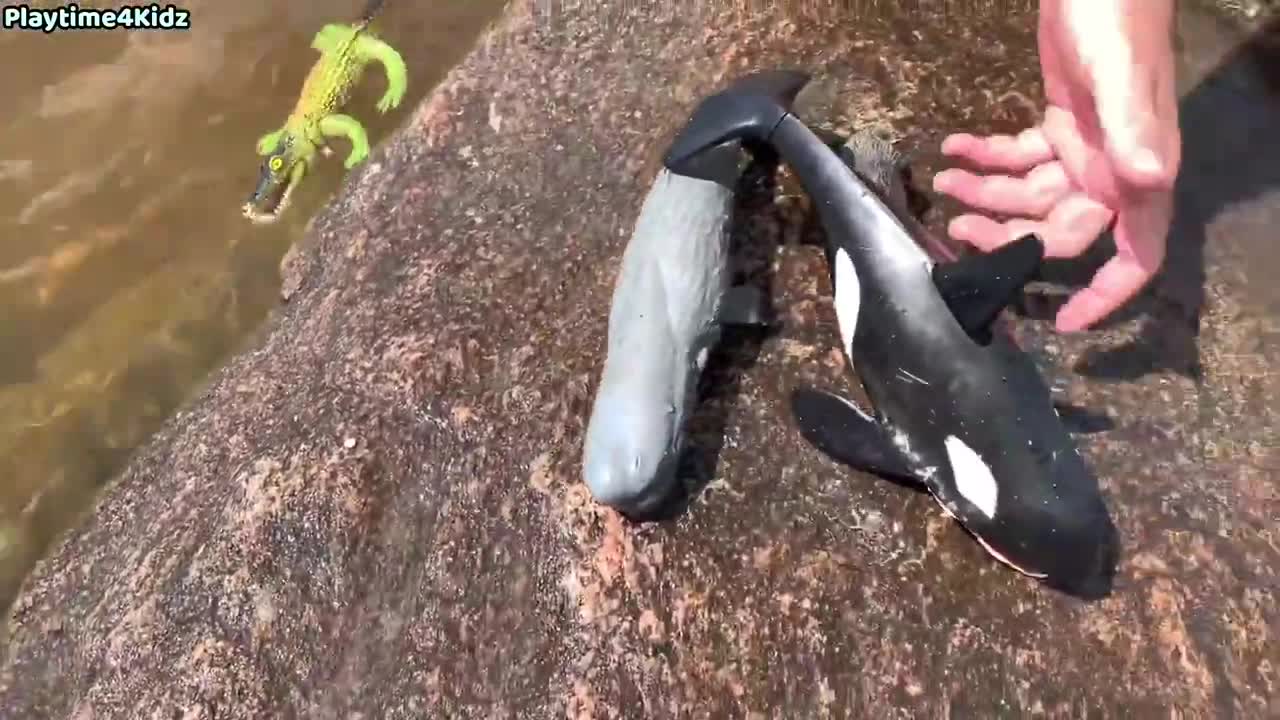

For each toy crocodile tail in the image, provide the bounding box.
[354,0,388,30]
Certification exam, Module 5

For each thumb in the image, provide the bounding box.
[1093,67,1175,190]
[1088,11,1178,190]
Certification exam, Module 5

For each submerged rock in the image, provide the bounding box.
[1,1,1276,717]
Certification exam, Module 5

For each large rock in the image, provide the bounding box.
[2,1,1276,716]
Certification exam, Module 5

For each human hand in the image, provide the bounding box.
[932,0,1181,332]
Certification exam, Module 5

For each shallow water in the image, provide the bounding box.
[0,0,506,605]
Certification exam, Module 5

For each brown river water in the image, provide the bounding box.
[0,0,506,605]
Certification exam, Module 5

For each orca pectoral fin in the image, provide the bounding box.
[790,387,924,488]
[1053,401,1116,434]
[718,284,774,327]
[932,233,1045,342]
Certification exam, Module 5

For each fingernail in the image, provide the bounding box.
[932,170,954,191]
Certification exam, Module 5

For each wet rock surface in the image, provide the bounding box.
[1,1,1276,717]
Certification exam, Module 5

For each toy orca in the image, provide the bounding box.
[664,70,1119,599]
[582,137,771,520]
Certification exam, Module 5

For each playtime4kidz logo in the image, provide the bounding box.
[3,3,190,31]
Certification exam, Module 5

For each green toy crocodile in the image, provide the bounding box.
[242,0,407,224]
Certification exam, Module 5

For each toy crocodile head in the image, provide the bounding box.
[242,134,314,224]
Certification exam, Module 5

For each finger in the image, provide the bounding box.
[1154,63,1182,183]
[940,128,1055,172]
[1054,201,1167,332]
[1040,192,1116,258]
[1042,106,1121,203]
[1089,9,1179,191]
[948,214,1049,252]
[933,162,1071,217]
[1054,253,1155,332]
[947,193,1113,258]
[1095,76,1172,191]
[1117,190,1174,270]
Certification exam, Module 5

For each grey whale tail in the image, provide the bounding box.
[663,69,810,178]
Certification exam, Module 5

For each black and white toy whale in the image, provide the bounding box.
[663,70,1120,599]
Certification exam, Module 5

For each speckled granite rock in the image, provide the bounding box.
[1,1,1276,717]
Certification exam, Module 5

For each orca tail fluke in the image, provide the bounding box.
[663,70,811,177]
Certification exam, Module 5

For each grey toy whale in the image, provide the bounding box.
[664,70,1119,598]
[581,138,770,519]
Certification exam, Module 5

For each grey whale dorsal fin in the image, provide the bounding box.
[717,284,773,327]
[931,233,1045,343]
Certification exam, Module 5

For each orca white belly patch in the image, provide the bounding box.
[832,247,861,357]
[943,435,998,519]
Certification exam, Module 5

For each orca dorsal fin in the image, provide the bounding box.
[931,233,1045,342]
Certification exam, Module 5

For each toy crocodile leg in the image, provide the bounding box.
[256,128,285,155]
[301,122,334,158]
[353,34,407,113]
[319,114,370,169]
[311,23,357,53]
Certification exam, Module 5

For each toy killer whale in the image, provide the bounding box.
[663,70,1119,599]
[582,137,771,520]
